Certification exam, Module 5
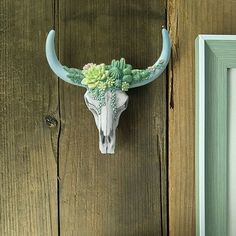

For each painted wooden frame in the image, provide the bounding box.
[195,35,236,236]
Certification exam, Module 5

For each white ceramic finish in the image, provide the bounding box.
[84,90,128,154]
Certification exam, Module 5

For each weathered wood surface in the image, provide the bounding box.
[168,0,236,235]
[58,0,167,235]
[5,0,235,234]
[0,0,58,235]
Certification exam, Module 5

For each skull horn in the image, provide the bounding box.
[129,27,171,89]
[46,28,170,89]
[45,30,86,87]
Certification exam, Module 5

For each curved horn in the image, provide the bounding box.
[46,30,85,87]
[129,27,171,89]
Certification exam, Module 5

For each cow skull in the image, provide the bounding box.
[45,27,171,154]
[84,90,128,154]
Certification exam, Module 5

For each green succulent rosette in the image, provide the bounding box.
[81,63,108,89]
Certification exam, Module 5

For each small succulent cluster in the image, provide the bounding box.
[64,67,84,83]
[65,58,151,94]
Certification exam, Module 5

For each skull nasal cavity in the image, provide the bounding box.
[100,130,113,144]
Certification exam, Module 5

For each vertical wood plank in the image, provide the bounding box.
[167,0,236,235]
[0,0,58,235]
[58,0,167,235]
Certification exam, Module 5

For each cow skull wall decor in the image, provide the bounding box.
[45,27,171,154]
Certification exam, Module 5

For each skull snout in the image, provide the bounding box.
[99,130,115,154]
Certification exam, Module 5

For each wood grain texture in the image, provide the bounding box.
[58,0,167,235]
[168,0,236,235]
[0,0,58,235]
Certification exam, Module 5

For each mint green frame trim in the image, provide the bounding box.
[196,35,236,236]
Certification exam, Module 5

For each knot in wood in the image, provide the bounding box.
[45,115,58,128]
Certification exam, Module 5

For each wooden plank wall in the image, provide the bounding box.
[1,0,236,235]
[0,0,58,235]
[168,0,236,235]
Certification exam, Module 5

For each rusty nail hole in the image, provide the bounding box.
[45,115,58,128]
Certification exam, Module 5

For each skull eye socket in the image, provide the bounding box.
[88,104,99,114]
[85,98,99,114]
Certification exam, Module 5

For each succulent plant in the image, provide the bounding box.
[81,63,108,89]
[106,77,115,88]
[64,66,84,83]
[115,79,122,88]
[108,67,122,80]
[121,82,130,91]
[108,58,134,84]
[131,69,150,82]
[122,75,132,83]
[97,81,107,91]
